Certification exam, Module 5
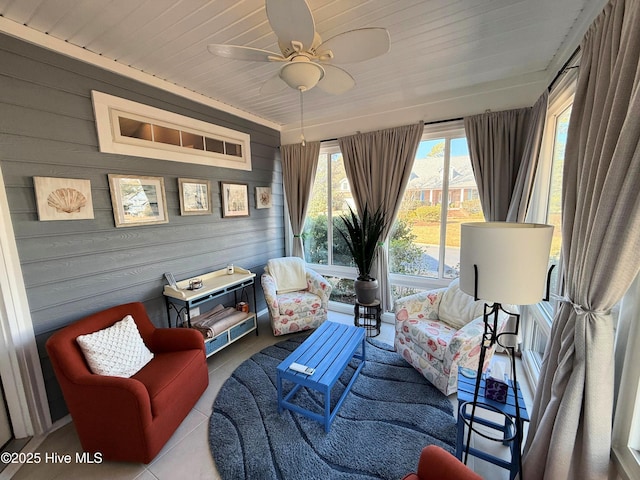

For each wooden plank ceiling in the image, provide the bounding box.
[0,0,604,133]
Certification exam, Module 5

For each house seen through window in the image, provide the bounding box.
[389,134,481,300]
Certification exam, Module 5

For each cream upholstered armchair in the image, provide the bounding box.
[394,279,513,395]
[261,257,332,336]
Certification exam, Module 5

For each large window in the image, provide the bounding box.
[304,146,351,267]
[303,123,480,307]
[520,95,573,382]
[521,78,638,479]
[389,124,480,299]
[304,143,357,304]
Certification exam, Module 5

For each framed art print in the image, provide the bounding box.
[178,178,212,215]
[220,182,249,217]
[108,174,168,227]
[255,186,272,209]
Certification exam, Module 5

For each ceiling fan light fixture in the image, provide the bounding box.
[279,60,325,91]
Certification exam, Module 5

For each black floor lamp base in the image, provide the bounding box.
[461,302,525,480]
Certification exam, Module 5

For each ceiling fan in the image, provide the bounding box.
[206,0,390,96]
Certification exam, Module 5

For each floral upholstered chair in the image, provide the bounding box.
[261,257,332,336]
[394,278,512,395]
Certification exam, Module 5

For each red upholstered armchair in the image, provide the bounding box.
[46,302,209,463]
[403,445,482,480]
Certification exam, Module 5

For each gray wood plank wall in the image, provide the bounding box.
[0,33,285,421]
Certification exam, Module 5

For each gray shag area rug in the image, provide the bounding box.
[209,333,457,480]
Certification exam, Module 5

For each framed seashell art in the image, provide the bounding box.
[33,177,94,221]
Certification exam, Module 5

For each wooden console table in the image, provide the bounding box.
[163,267,258,357]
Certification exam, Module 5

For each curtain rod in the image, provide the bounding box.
[319,117,463,143]
[314,48,582,145]
[547,46,581,93]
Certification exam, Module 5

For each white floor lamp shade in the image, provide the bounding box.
[459,222,554,306]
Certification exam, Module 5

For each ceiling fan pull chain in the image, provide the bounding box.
[300,88,306,147]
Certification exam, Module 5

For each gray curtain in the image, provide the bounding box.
[522,1,640,479]
[281,142,321,259]
[464,91,548,222]
[338,122,423,312]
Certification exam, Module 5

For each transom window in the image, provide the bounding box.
[92,90,251,170]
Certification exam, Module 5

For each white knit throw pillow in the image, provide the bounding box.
[76,315,154,378]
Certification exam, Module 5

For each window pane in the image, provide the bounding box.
[152,125,180,146]
[392,285,428,299]
[181,131,204,150]
[304,153,329,264]
[119,117,152,140]
[530,322,549,367]
[225,142,242,157]
[444,138,482,278]
[330,153,353,268]
[547,105,571,307]
[326,276,356,304]
[305,151,354,270]
[205,137,224,154]
[390,139,445,278]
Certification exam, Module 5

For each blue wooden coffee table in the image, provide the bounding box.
[276,321,366,432]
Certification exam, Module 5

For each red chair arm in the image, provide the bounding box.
[416,445,482,480]
[74,372,147,390]
[149,327,205,353]
[64,374,153,427]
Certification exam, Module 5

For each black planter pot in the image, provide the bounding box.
[354,278,378,304]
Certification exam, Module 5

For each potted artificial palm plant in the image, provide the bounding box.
[337,205,387,304]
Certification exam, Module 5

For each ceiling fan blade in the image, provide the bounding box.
[318,27,390,64]
[316,65,355,95]
[259,73,289,95]
[207,44,281,62]
[265,0,315,51]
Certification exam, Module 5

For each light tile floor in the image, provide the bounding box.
[7,311,534,480]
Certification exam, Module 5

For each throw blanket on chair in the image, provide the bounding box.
[267,257,307,294]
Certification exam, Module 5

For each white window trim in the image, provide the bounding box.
[612,274,640,480]
[323,142,342,268]
[521,73,576,386]
[0,168,51,438]
[527,54,578,225]
[91,91,252,170]
[520,303,553,388]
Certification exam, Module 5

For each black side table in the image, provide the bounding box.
[353,300,381,337]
